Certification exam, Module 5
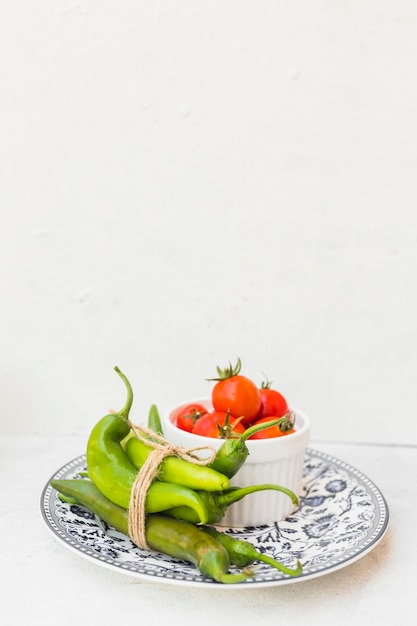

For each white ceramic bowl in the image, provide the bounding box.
[162,398,311,527]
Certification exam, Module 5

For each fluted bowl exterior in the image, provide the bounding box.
[162,398,311,526]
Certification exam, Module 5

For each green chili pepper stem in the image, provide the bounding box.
[51,479,252,584]
[239,419,283,442]
[165,483,298,525]
[217,484,299,508]
[124,436,230,492]
[113,366,133,419]
[253,552,302,577]
[200,525,302,577]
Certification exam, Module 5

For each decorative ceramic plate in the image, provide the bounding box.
[40,448,389,588]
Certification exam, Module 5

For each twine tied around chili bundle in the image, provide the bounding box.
[127,421,217,550]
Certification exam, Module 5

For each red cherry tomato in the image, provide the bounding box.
[248,415,295,439]
[258,385,289,418]
[171,402,208,432]
[210,359,261,426]
[191,410,245,439]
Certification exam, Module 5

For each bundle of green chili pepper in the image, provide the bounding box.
[50,366,302,583]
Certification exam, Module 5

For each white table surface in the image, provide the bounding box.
[1,434,415,626]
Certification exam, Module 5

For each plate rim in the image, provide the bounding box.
[40,447,390,589]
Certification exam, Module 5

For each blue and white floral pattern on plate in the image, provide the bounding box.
[40,448,389,588]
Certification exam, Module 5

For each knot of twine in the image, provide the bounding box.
[127,422,217,551]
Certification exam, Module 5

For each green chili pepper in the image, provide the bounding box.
[200,525,302,577]
[52,478,130,531]
[51,477,253,584]
[52,478,209,522]
[86,366,135,507]
[57,492,78,505]
[86,367,208,523]
[146,515,253,584]
[208,419,284,478]
[124,435,230,492]
[147,404,163,435]
[166,482,298,524]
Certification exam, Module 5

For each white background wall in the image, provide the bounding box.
[1,0,416,446]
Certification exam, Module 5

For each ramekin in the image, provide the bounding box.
[162,398,311,527]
